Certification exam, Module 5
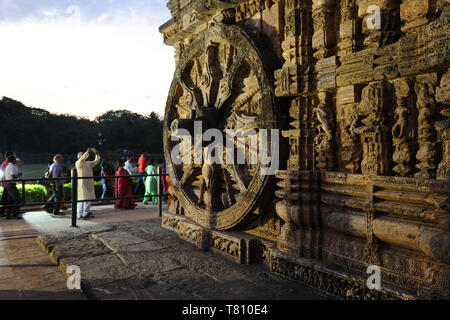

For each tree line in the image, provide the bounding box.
[0,97,164,157]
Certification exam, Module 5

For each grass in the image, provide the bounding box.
[20,163,49,180]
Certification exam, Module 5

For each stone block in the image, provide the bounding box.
[210,231,258,265]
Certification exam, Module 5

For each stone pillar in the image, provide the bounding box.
[338,0,361,56]
[436,69,450,181]
[312,0,336,60]
[275,0,314,96]
[415,73,438,179]
[354,82,391,176]
[336,85,362,173]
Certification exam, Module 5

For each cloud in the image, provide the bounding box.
[0,0,174,119]
[0,0,169,22]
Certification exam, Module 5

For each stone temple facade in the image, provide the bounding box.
[160,0,449,299]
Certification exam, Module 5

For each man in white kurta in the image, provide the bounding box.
[75,148,101,219]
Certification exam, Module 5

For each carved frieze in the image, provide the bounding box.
[270,250,401,299]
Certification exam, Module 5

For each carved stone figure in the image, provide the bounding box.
[336,86,362,173]
[392,78,414,176]
[314,91,335,171]
[415,75,437,179]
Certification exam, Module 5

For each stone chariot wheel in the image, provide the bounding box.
[164,24,276,230]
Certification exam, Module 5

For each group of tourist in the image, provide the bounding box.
[113,153,159,210]
[0,149,166,221]
[77,150,164,218]
[0,151,24,219]
[72,149,163,219]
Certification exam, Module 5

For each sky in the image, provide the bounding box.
[0,0,175,119]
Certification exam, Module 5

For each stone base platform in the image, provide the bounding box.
[269,250,420,300]
[162,213,258,264]
[162,213,423,300]
[37,217,327,300]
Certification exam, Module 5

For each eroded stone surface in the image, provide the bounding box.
[39,220,327,300]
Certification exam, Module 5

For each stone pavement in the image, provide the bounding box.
[0,235,85,300]
[0,203,165,300]
[1,204,327,300]
[38,215,327,300]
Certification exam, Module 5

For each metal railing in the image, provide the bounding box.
[0,167,168,227]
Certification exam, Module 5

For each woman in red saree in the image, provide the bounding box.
[114,161,135,210]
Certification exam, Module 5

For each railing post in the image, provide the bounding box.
[71,168,78,227]
[157,166,162,217]
[21,181,26,205]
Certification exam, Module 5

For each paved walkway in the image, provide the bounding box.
[0,203,164,300]
[1,204,326,300]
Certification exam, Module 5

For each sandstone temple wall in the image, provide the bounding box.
[160,0,449,299]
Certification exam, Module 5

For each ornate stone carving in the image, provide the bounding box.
[353,82,391,175]
[270,250,399,299]
[312,0,336,60]
[337,0,361,56]
[164,24,277,230]
[314,91,335,171]
[235,0,271,22]
[212,235,240,257]
[435,69,450,181]
[274,0,314,96]
[336,85,362,173]
[391,78,415,176]
[415,74,438,179]
[162,213,183,231]
[362,199,380,266]
[210,231,257,264]
[178,220,210,249]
